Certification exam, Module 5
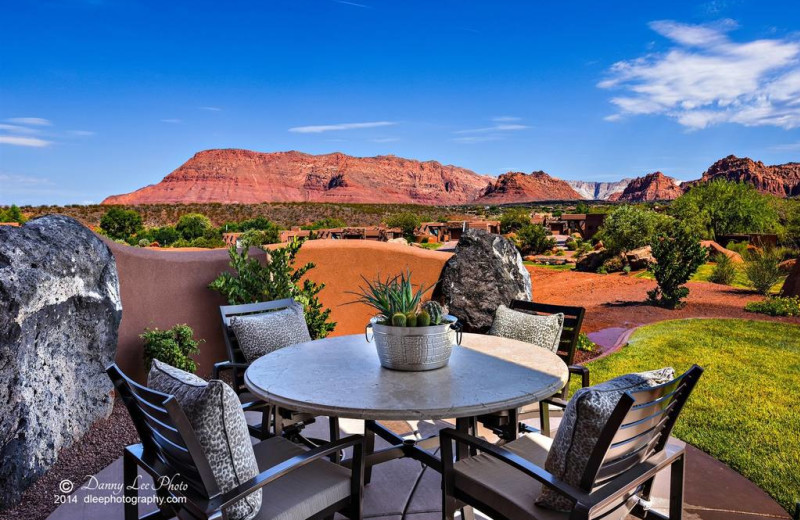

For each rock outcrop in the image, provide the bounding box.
[477,171,583,203]
[0,216,122,509]
[566,179,632,200]
[437,229,531,332]
[614,172,684,202]
[625,246,655,270]
[685,155,800,197]
[781,258,800,298]
[102,149,493,206]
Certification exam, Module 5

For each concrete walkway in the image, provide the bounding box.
[48,414,791,520]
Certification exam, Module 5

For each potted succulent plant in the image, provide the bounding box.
[350,271,461,371]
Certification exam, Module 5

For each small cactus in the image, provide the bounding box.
[405,311,417,327]
[391,313,407,327]
[417,310,431,327]
[422,301,443,325]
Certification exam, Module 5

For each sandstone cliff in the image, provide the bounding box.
[102,149,493,206]
[684,155,800,197]
[614,172,684,202]
[476,171,583,203]
[566,179,632,200]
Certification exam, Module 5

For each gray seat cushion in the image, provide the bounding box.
[454,434,567,520]
[148,360,261,520]
[454,433,629,520]
[231,302,312,362]
[488,305,564,353]
[537,367,675,510]
[251,437,351,520]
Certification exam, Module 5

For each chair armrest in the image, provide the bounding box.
[211,361,250,380]
[212,434,365,511]
[568,365,590,388]
[440,428,589,505]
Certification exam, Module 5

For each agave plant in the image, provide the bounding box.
[349,271,431,321]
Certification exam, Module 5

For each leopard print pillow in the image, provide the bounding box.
[230,302,312,362]
[148,360,261,520]
[488,305,564,353]
[536,367,675,511]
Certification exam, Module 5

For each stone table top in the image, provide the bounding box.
[244,332,569,421]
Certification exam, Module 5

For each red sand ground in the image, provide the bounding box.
[526,266,800,332]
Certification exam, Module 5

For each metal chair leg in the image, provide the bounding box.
[364,421,375,484]
[539,401,551,438]
[329,417,341,463]
[669,453,685,520]
[123,450,138,520]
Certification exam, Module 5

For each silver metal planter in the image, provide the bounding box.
[366,315,462,371]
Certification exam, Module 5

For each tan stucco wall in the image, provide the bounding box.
[106,240,451,381]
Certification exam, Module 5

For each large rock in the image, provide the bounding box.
[576,249,607,272]
[437,229,531,332]
[625,246,655,270]
[700,240,744,263]
[0,215,121,509]
[781,257,800,298]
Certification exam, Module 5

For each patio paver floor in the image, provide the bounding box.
[47,412,791,520]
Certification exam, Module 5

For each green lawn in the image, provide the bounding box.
[577,319,800,511]
[523,261,575,271]
[635,262,785,293]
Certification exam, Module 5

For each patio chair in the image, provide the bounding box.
[108,363,365,520]
[442,365,703,520]
[214,298,340,449]
[478,300,588,440]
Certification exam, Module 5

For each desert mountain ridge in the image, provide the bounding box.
[101,150,800,205]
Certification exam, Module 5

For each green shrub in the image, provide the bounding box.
[565,237,579,251]
[515,224,556,254]
[209,237,336,339]
[647,223,707,309]
[0,204,26,224]
[385,212,422,240]
[500,208,532,233]
[176,213,213,240]
[303,217,347,230]
[745,248,783,295]
[100,207,142,241]
[725,240,750,256]
[708,253,736,285]
[576,332,597,352]
[601,255,624,273]
[745,296,800,317]
[670,180,780,239]
[141,324,203,372]
[595,205,672,255]
[138,238,150,247]
[151,226,180,246]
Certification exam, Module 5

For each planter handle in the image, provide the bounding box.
[450,321,463,345]
[365,322,374,343]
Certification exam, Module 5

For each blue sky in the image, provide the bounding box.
[2,0,800,205]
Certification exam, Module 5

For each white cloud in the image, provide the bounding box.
[6,117,52,126]
[599,20,800,129]
[67,130,95,137]
[199,106,222,111]
[452,135,502,143]
[0,124,39,134]
[492,116,522,122]
[161,118,182,124]
[0,173,52,185]
[771,141,800,151]
[334,0,370,7]
[0,136,52,147]
[455,123,529,134]
[289,121,396,133]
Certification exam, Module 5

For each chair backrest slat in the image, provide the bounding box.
[219,298,297,380]
[508,300,585,365]
[107,364,222,499]
[579,365,703,490]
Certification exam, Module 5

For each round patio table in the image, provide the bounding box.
[245,332,568,474]
[245,332,568,421]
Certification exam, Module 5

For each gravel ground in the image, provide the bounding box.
[526,266,800,334]
[0,399,139,520]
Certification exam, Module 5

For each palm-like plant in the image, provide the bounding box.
[349,271,431,321]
